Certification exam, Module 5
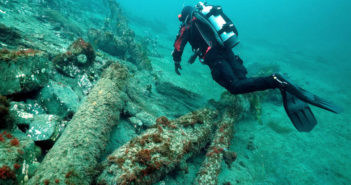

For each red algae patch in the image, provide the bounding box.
[10,138,20,147]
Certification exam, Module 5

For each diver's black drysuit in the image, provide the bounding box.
[171,6,341,133]
[172,17,278,94]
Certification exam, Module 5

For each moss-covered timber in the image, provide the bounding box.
[96,109,219,185]
[194,111,237,185]
[27,63,128,185]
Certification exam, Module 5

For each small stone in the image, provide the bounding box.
[129,117,143,127]
[223,150,237,168]
[135,111,156,127]
[247,140,256,151]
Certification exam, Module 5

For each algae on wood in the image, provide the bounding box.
[97,109,218,185]
[194,111,238,185]
[28,63,128,185]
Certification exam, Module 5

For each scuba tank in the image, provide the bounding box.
[193,2,240,49]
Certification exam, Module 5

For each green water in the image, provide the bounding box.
[114,1,351,184]
[0,0,350,184]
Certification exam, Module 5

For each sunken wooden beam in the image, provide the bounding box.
[96,109,219,185]
[194,111,238,185]
[194,92,251,185]
[28,63,128,185]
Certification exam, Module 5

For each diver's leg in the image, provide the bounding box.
[210,60,277,95]
[228,76,277,94]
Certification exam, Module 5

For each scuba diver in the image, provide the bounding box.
[172,2,342,132]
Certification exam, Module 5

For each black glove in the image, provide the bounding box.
[174,60,182,76]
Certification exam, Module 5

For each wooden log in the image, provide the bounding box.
[28,63,128,185]
[194,93,250,185]
[96,109,218,185]
[194,111,237,185]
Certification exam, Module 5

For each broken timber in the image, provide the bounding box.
[96,109,218,185]
[28,63,128,185]
[194,111,237,185]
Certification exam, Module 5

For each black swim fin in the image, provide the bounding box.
[274,73,343,114]
[281,91,317,132]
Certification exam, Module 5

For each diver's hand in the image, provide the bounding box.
[174,61,182,76]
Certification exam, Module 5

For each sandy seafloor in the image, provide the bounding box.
[1,1,351,184]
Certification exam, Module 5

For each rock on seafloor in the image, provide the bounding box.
[9,101,63,142]
[0,130,41,185]
[26,114,62,142]
[38,80,80,119]
[52,38,96,78]
[0,50,50,96]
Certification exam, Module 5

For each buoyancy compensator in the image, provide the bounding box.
[193,2,240,49]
